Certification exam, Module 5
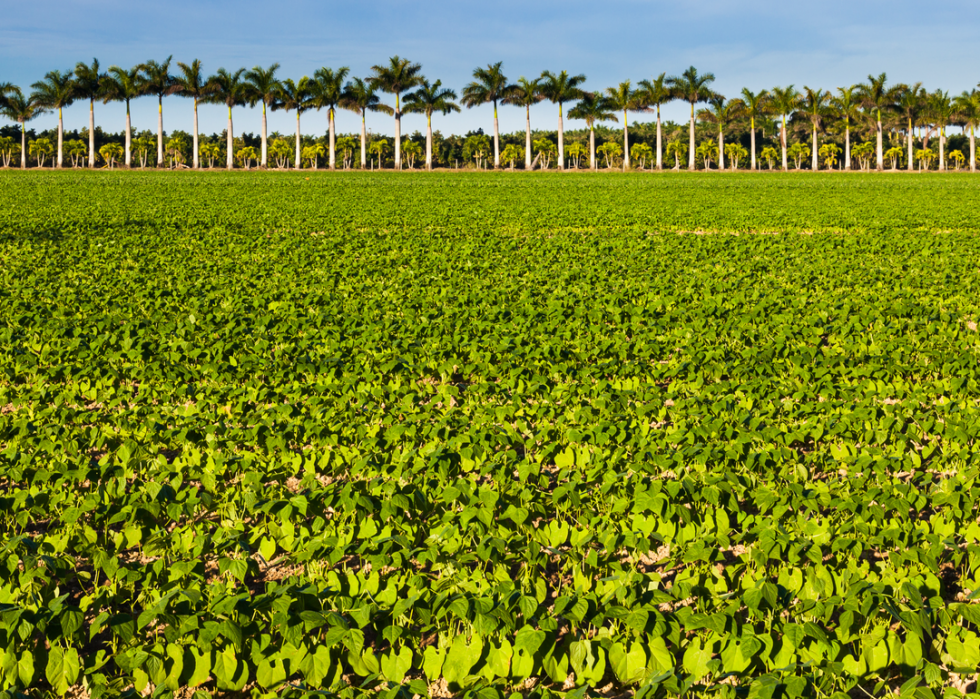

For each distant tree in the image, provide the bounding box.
[667,66,716,169]
[930,90,955,171]
[99,142,123,168]
[630,142,653,169]
[404,79,460,170]
[368,138,390,169]
[165,133,188,168]
[140,57,178,166]
[462,62,514,169]
[800,86,831,170]
[723,142,748,170]
[309,67,349,170]
[175,59,212,169]
[74,58,104,168]
[852,141,875,171]
[769,85,801,170]
[787,142,808,169]
[604,80,644,170]
[597,140,623,169]
[696,140,718,169]
[244,63,282,167]
[269,137,292,169]
[65,139,87,167]
[1,89,44,168]
[949,149,965,170]
[666,140,688,170]
[30,70,76,168]
[915,147,935,170]
[568,92,616,170]
[200,141,221,168]
[954,89,980,173]
[539,70,587,171]
[857,73,902,170]
[236,145,258,169]
[637,73,673,169]
[400,138,422,169]
[502,77,542,170]
[336,136,357,169]
[273,77,312,169]
[340,77,394,169]
[896,82,927,171]
[532,137,557,170]
[302,142,326,169]
[831,85,860,170]
[819,142,841,170]
[29,138,54,167]
[697,97,742,170]
[133,132,155,169]
[500,143,525,170]
[206,67,248,170]
[464,133,492,169]
[369,56,424,170]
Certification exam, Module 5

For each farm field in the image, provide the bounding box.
[3,171,980,698]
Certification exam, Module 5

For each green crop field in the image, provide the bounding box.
[3,171,980,699]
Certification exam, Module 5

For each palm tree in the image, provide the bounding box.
[0,83,16,111]
[954,89,980,173]
[73,59,104,168]
[697,97,742,170]
[273,77,312,169]
[309,67,350,170]
[368,56,424,170]
[666,67,717,170]
[1,89,44,169]
[800,87,831,170]
[769,85,801,170]
[896,82,926,172]
[404,80,461,170]
[637,73,673,170]
[502,77,543,170]
[605,81,644,170]
[244,63,281,168]
[539,70,587,171]
[856,73,901,171]
[832,86,860,170]
[206,68,248,170]
[461,62,514,169]
[175,60,212,169]
[102,66,142,168]
[30,70,76,168]
[340,77,393,169]
[140,57,178,167]
[568,92,617,170]
[739,88,770,170]
[930,90,955,172]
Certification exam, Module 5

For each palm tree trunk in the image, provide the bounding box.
[361,111,367,169]
[781,116,788,170]
[394,94,402,170]
[295,112,302,170]
[750,117,756,171]
[558,104,565,171]
[656,106,663,171]
[88,98,96,168]
[493,101,500,169]
[589,127,596,170]
[329,106,337,170]
[426,113,433,171]
[20,123,26,169]
[717,129,724,170]
[525,106,532,170]
[125,105,132,168]
[812,126,818,171]
[907,119,914,172]
[227,107,234,170]
[844,122,851,170]
[157,95,164,167]
[971,126,976,173]
[876,116,883,171]
[261,102,268,168]
[623,112,630,171]
[57,107,64,168]
[939,128,946,171]
[193,98,200,169]
[688,103,696,170]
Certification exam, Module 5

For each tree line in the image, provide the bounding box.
[3,57,979,172]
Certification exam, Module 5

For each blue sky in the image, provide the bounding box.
[3,0,979,138]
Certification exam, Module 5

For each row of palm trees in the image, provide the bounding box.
[4,58,980,172]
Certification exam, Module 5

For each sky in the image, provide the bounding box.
[3,0,980,139]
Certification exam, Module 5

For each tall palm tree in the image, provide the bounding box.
[800,87,831,170]
[102,65,142,168]
[896,82,926,172]
[404,79,461,170]
[30,70,76,168]
[832,85,860,170]
[140,57,177,167]
[604,81,643,170]
[368,56,424,170]
[502,77,542,170]
[930,90,955,172]
[74,59,104,168]
[461,62,514,169]
[0,83,16,111]
[309,67,350,170]
[568,92,617,170]
[244,63,281,168]
[340,77,393,169]
[769,85,801,170]
[1,89,44,169]
[273,77,312,169]
[697,97,742,170]
[539,70,587,171]
[666,66,717,170]
[856,73,901,171]
[637,73,673,170]
[175,60,212,169]
[206,68,248,170]
[739,88,770,170]
[954,89,980,173]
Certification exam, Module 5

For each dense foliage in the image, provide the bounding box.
[3,172,980,698]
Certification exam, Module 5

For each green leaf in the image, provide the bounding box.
[213,646,247,691]
[45,647,80,695]
[423,646,446,681]
[381,646,413,684]
[444,634,484,687]
[610,641,648,685]
[682,638,713,680]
